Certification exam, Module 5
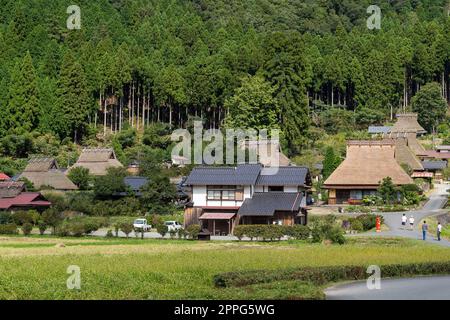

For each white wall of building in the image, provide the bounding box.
[192,185,207,206]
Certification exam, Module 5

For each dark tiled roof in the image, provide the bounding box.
[238,192,304,216]
[124,176,149,192]
[185,164,261,186]
[421,160,448,170]
[256,166,310,186]
[368,126,391,134]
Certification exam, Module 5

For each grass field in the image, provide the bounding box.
[1,236,450,299]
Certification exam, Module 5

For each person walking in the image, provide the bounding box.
[401,213,407,229]
[409,215,415,230]
[422,221,428,241]
[437,222,442,241]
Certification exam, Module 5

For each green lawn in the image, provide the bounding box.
[0,236,449,299]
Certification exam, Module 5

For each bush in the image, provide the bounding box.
[286,225,311,240]
[233,225,246,240]
[177,228,187,240]
[21,223,33,236]
[169,229,177,239]
[186,224,201,240]
[120,223,134,238]
[310,216,346,244]
[349,219,363,232]
[156,224,168,238]
[38,221,47,235]
[68,222,87,237]
[233,225,310,241]
[355,214,384,231]
[55,223,70,237]
[0,212,12,224]
[11,211,33,226]
[105,229,114,238]
[0,224,18,235]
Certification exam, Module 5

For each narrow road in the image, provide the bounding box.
[325,275,450,300]
[363,183,450,247]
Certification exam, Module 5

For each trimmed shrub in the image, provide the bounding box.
[213,261,450,288]
[21,223,33,236]
[355,214,384,231]
[69,222,87,237]
[38,221,47,235]
[0,223,18,235]
[177,228,187,240]
[234,224,310,241]
[156,224,168,238]
[169,229,177,239]
[0,212,13,224]
[286,225,310,240]
[105,229,114,238]
[120,223,134,238]
[233,225,246,240]
[11,211,33,226]
[349,219,363,232]
[186,224,201,240]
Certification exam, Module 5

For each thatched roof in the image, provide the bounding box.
[394,138,424,171]
[24,157,57,172]
[324,140,413,189]
[406,133,427,156]
[20,157,77,190]
[70,148,123,176]
[390,113,426,134]
[20,171,78,190]
[0,181,25,198]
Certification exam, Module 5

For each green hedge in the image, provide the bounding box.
[213,261,450,288]
[0,223,18,235]
[234,224,310,241]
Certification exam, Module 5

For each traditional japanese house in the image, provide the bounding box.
[184,164,311,235]
[323,140,413,204]
[69,148,123,176]
[0,181,51,211]
[19,157,78,191]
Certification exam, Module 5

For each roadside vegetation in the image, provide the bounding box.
[0,236,450,299]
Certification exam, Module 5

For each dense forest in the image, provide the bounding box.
[0,0,449,160]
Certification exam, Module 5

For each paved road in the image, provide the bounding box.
[363,183,450,247]
[325,275,450,300]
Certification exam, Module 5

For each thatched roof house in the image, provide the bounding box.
[19,157,78,191]
[323,140,413,204]
[70,148,123,176]
[0,181,51,210]
[394,138,424,171]
[389,113,426,135]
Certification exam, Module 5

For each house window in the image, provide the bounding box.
[207,186,243,201]
[268,186,284,192]
[350,190,363,200]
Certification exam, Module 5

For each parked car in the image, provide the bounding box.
[164,221,182,232]
[133,218,152,232]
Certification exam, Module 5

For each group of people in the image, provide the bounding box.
[401,213,443,241]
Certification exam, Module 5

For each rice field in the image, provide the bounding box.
[0,236,449,299]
